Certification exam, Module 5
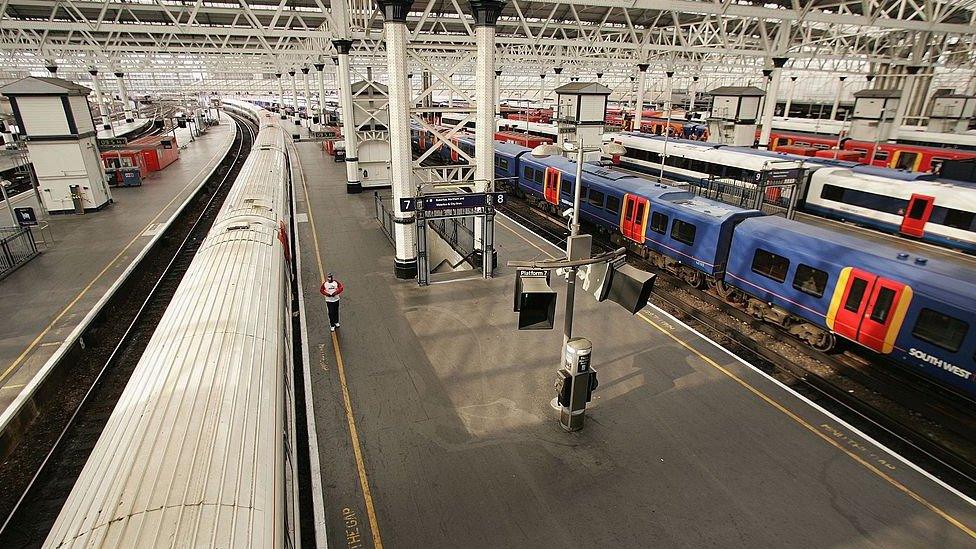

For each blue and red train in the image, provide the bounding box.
[411,126,976,399]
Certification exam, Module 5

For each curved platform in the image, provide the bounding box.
[292,142,976,548]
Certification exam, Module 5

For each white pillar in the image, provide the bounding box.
[471,1,503,261]
[302,66,313,127]
[889,66,919,142]
[784,76,797,117]
[494,69,502,117]
[115,72,133,123]
[289,70,300,125]
[333,39,361,193]
[664,70,674,113]
[634,63,649,132]
[689,76,699,112]
[88,69,112,130]
[315,62,327,123]
[377,0,417,279]
[830,76,847,120]
[276,73,287,119]
[759,57,787,148]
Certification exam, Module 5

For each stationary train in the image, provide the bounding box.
[45,99,300,547]
[411,124,976,399]
[609,132,976,253]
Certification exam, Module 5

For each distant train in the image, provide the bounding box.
[46,100,300,547]
[608,132,976,253]
[410,125,976,399]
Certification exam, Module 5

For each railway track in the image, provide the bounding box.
[497,193,976,498]
[0,112,257,547]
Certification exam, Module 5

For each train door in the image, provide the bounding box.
[828,268,910,353]
[450,138,459,162]
[899,194,935,237]
[543,167,561,205]
[620,194,649,243]
[891,150,921,171]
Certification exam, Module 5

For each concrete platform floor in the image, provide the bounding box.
[292,142,976,548]
[0,120,236,413]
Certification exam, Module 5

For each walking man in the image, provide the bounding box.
[320,273,344,332]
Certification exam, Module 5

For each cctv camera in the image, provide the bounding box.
[562,208,574,219]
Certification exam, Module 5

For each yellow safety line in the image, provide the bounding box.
[496,217,976,539]
[294,144,383,548]
[0,134,230,386]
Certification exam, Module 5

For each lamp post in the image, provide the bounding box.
[531,138,627,346]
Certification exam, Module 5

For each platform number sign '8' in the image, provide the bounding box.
[490,192,506,206]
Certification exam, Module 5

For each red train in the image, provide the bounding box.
[766,129,976,173]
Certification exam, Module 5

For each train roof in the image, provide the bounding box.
[494,141,532,156]
[737,216,976,306]
[615,133,806,170]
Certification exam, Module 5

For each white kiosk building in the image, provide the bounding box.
[0,77,111,214]
[706,86,764,146]
[351,80,392,189]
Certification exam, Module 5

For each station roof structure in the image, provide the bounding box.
[0,0,973,93]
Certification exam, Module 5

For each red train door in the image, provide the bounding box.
[620,194,649,243]
[857,278,909,353]
[830,268,876,342]
[450,138,459,162]
[828,268,911,353]
[899,194,934,237]
[543,167,561,205]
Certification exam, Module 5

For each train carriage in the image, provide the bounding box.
[726,216,976,395]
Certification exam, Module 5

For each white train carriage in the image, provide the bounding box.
[45,103,299,547]
[805,166,976,252]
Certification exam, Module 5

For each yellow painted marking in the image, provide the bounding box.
[1,383,25,390]
[634,312,976,540]
[0,136,231,386]
[294,143,383,548]
[884,285,913,354]
[498,216,975,539]
[825,266,852,331]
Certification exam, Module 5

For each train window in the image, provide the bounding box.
[725,167,742,181]
[941,208,976,231]
[670,219,697,245]
[869,287,897,324]
[931,158,947,173]
[874,150,889,161]
[792,264,828,298]
[606,195,621,214]
[912,308,968,353]
[648,151,662,163]
[524,167,534,181]
[843,278,868,313]
[650,211,669,234]
[820,184,845,202]
[562,180,572,196]
[588,189,605,208]
[497,156,509,171]
[580,185,589,201]
[534,169,544,184]
[907,198,928,219]
[751,249,790,283]
[775,137,789,147]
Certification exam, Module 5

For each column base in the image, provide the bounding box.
[394,258,417,279]
[281,115,287,120]
[102,124,111,130]
[472,249,498,270]
[125,118,134,123]
[346,181,363,194]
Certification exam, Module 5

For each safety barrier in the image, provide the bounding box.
[373,192,395,245]
[0,226,39,280]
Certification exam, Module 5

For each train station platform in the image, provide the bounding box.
[292,141,976,548]
[96,118,152,140]
[0,119,236,414]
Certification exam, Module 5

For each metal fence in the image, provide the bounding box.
[0,226,39,279]
[675,176,799,219]
[373,192,395,245]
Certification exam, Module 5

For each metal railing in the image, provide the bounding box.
[373,192,395,245]
[0,226,39,279]
[675,176,798,219]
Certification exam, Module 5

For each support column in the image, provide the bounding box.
[539,73,546,111]
[315,63,327,123]
[689,75,699,112]
[759,57,788,148]
[889,66,920,142]
[89,69,112,130]
[376,0,416,279]
[289,70,300,125]
[830,76,847,120]
[494,70,502,117]
[784,76,797,117]
[553,67,563,101]
[276,73,286,119]
[333,39,361,194]
[471,0,504,263]
[115,72,133,123]
[302,66,313,127]
[664,71,674,112]
[634,63,649,132]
